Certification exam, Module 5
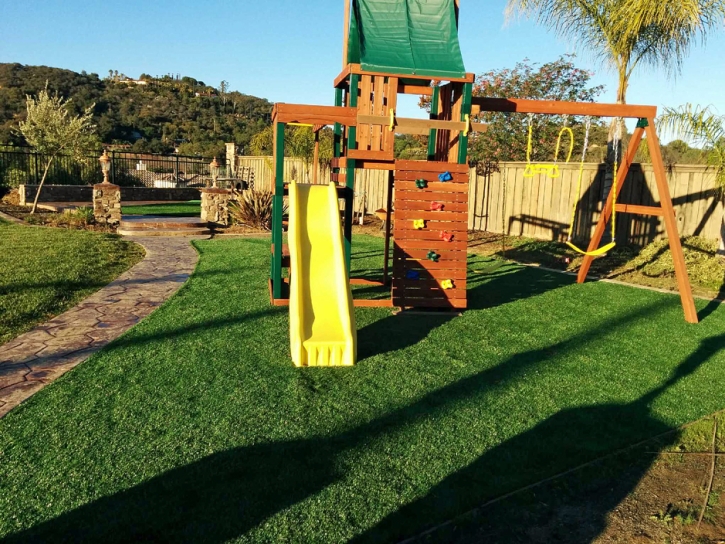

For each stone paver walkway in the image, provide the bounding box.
[0,237,201,419]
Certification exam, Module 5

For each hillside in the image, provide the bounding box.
[0,63,273,157]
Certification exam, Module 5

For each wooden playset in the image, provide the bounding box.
[270,0,698,329]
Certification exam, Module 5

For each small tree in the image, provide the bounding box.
[659,104,725,253]
[18,87,97,213]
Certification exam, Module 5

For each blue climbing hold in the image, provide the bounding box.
[438,171,453,182]
[406,270,421,280]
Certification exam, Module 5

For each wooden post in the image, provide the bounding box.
[383,170,394,285]
[342,0,351,69]
[344,74,360,275]
[428,85,440,161]
[645,118,698,324]
[457,82,473,165]
[576,125,645,283]
[271,121,285,299]
[313,130,319,184]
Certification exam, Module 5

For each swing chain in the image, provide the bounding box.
[581,116,592,161]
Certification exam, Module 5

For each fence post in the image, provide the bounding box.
[175,154,180,184]
[111,151,116,184]
[33,153,39,184]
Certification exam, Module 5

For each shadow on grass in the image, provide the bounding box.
[5,291,712,543]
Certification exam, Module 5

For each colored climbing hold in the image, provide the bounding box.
[440,231,454,242]
[406,270,420,280]
[415,178,428,189]
[438,171,453,182]
[440,279,454,290]
[427,250,440,262]
[413,219,426,229]
[430,201,444,211]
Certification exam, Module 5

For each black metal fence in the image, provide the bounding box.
[0,145,233,189]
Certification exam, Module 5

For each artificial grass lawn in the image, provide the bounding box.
[0,220,144,344]
[121,200,201,217]
[2,234,725,542]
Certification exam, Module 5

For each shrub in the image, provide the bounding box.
[229,190,275,230]
[2,167,31,188]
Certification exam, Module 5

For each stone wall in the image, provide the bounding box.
[200,188,233,227]
[19,184,201,204]
[93,183,121,225]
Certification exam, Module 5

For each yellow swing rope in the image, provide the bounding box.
[565,117,620,257]
[524,114,575,178]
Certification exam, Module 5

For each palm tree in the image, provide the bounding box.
[506,0,725,105]
[506,0,725,239]
[659,104,725,253]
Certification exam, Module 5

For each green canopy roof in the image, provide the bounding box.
[347,0,466,79]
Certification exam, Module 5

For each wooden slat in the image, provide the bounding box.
[392,297,467,309]
[394,210,468,221]
[393,287,467,300]
[393,259,467,271]
[273,104,357,126]
[394,229,466,241]
[395,200,468,212]
[395,170,469,183]
[358,75,372,151]
[393,278,467,290]
[371,76,385,151]
[382,77,398,155]
[396,160,469,174]
[395,239,467,250]
[347,149,394,160]
[395,181,469,193]
[392,266,468,281]
[614,203,667,217]
[394,247,466,259]
[396,190,469,202]
[398,84,435,96]
[471,97,657,119]
[395,220,468,232]
[346,63,475,84]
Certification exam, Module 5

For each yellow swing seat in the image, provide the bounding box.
[565,240,616,257]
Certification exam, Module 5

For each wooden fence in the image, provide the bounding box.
[236,156,723,245]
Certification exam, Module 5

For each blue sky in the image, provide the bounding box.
[2,0,724,133]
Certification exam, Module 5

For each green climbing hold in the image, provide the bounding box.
[636,118,649,129]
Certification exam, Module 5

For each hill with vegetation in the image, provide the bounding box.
[0,63,273,157]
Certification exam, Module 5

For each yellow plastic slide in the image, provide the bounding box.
[288,182,356,367]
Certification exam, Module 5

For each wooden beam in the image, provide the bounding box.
[614,203,667,217]
[342,0,350,70]
[334,65,353,89]
[349,64,475,84]
[273,103,357,127]
[357,114,468,134]
[472,97,657,119]
[645,118,698,324]
[577,126,645,284]
[398,84,434,96]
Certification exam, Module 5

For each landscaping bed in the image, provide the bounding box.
[1,236,725,542]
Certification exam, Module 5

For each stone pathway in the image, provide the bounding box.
[0,237,202,419]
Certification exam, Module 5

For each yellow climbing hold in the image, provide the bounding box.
[440,279,454,290]
[413,219,426,229]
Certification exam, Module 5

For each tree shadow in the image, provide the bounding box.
[3,299,706,543]
[352,330,725,543]
[357,257,573,361]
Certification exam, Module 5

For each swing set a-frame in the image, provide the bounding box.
[269,0,699,325]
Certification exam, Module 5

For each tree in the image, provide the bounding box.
[505,0,725,218]
[219,80,229,109]
[18,86,97,213]
[659,104,725,252]
[468,56,606,164]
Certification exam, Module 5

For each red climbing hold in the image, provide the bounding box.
[430,201,444,211]
[440,231,454,242]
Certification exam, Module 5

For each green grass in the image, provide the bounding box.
[0,222,145,344]
[121,200,201,217]
[1,235,725,542]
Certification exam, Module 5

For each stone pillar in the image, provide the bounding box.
[201,187,233,227]
[226,143,237,178]
[93,182,121,225]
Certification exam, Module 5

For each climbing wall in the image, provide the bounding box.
[392,160,469,309]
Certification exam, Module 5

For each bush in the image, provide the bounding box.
[2,167,31,188]
[229,190,275,230]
